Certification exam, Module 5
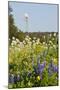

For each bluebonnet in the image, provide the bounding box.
[37,61,46,74]
[17,74,20,82]
[52,65,58,73]
[37,54,46,73]
[33,66,38,74]
[33,54,46,72]
[49,60,53,67]
[48,60,58,76]
[48,67,53,76]
[32,55,46,80]
[14,74,17,84]
[32,56,39,74]
[48,60,53,75]
[9,74,14,84]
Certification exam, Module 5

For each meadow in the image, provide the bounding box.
[8,32,58,88]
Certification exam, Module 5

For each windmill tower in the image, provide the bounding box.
[24,13,29,32]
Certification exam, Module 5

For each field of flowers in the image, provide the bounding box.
[8,32,58,88]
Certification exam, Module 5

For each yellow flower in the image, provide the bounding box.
[36,76,40,81]
[53,58,57,64]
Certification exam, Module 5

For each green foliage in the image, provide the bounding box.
[8,34,58,88]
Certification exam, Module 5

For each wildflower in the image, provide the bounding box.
[48,67,53,76]
[49,40,53,45]
[29,37,31,40]
[36,38,40,44]
[25,37,29,41]
[49,60,53,67]
[19,42,24,48]
[48,60,58,76]
[43,42,45,45]
[11,42,14,47]
[32,40,35,43]
[43,35,45,39]
[33,66,38,74]
[26,35,29,38]
[16,38,20,43]
[12,40,17,46]
[33,37,36,40]
[54,33,56,37]
[52,65,58,73]
[53,58,57,64]
[17,74,20,82]
[37,62,46,74]
[12,37,15,40]
[53,45,56,49]
[14,74,17,84]
[49,33,52,37]
[33,43,36,49]
[36,75,40,81]
[9,74,14,84]
[37,55,46,75]
[23,40,26,45]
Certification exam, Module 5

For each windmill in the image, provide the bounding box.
[24,13,29,32]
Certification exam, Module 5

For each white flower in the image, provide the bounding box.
[26,35,29,38]
[43,42,45,45]
[32,40,35,43]
[36,38,40,44]
[16,38,20,43]
[12,37,15,40]
[49,40,52,44]
[25,37,29,41]
[49,40,53,45]
[11,42,14,46]
[29,37,31,40]
[19,42,24,48]
[23,40,26,45]
[53,45,56,48]
[49,34,52,37]
[54,33,56,36]
[43,35,45,39]
[12,40,17,45]
[33,37,36,40]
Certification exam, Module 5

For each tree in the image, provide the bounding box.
[8,5,25,42]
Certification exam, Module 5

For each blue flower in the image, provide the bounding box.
[48,67,53,76]
[14,74,17,84]
[9,74,14,84]
[48,60,58,76]
[52,65,58,73]
[17,74,20,82]
[37,61,46,74]
[33,66,38,74]
[49,60,53,67]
